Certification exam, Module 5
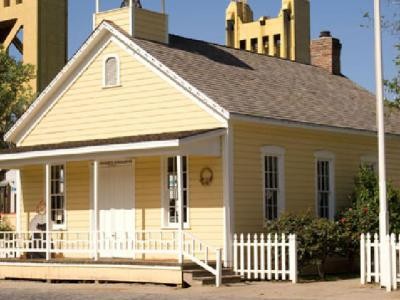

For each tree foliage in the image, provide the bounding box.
[337,166,400,258]
[0,46,35,148]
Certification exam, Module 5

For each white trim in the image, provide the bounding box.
[48,163,67,231]
[45,164,51,260]
[5,22,229,144]
[15,169,21,232]
[161,156,190,229]
[231,113,400,139]
[261,146,286,221]
[102,54,121,88]
[314,151,335,220]
[222,127,234,267]
[0,140,180,163]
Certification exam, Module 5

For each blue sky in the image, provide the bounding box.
[68,0,399,93]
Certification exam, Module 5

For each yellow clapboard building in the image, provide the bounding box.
[0,0,397,286]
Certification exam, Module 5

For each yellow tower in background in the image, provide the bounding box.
[0,0,68,93]
[226,0,310,64]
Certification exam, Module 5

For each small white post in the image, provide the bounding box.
[233,234,238,273]
[260,233,265,280]
[267,234,272,280]
[216,248,222,287]
[360,234,366,285]
[15,169,22,258]
[93,161,99,261]
[383,234,393,292]
[95,0,100,13]
[240,233,244,277]
[391,234,397,290]
[282,233,286,280]
[45,164,51,261]
[289,234,298,284]
[374,233,380,283]
[367,233,372,283]
[274,234,279,280]
[253,234,258,280]
[247,233,251,279]
[177,155,184,264]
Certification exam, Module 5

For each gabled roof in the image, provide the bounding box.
[6,21,400,144]
[131,34,400,135]
[4,21,229,144]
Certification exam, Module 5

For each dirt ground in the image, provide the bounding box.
[0,279,398,300]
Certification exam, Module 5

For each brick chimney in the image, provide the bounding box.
[310,31,342,75]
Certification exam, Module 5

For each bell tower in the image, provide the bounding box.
[0,0,68,93]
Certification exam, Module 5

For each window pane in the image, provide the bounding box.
[50,165,65,225]
[105,57,117,86]
[166,156,188,225]
[317,160,331,218]
[265,156,279,220]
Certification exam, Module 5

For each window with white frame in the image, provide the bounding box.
[262,146,285,221]
[104,56,119,87]
[50,165,66,226]
[165,156,188,226]
[315,151,335,219]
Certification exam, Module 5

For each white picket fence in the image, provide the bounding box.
[0,230,223,286]
[233,233,297,283]
[360,233,400,290]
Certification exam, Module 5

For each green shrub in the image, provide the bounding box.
[337,166,400,259]
[264,213,342,279]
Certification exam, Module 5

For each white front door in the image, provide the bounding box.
[98,161,134,258]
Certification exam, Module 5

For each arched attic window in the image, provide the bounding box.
[103,55,120,87]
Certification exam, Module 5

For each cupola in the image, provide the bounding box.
[93,0,169,44]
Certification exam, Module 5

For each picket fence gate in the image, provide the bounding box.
[233,233,297,283]
[360,233,400,290]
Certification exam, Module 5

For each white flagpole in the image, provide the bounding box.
[374,0,391,291]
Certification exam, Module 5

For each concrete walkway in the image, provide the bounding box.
[0,279,398,300]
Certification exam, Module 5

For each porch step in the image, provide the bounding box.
[183,266,242,286]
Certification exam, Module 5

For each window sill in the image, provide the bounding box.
[161,224,191,230]
[102,84,122,89]
[51,225,67,231]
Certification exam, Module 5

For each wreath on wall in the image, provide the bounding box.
[200,167,214,186]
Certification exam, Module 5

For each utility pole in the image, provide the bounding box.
[374,0,392,291]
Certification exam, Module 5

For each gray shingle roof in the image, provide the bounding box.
[0,129,221,154]
[131,34,400,135]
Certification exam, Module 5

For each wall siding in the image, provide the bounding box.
[19,156,223,252]
[135,156,224,248]
[233,120,400,233]
[20,41,222,146]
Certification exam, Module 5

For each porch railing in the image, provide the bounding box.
[0,231,179,257]
[0,230,222,286]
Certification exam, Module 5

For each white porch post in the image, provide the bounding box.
[15,169,22,258]
[177,155,184,264]
[45,164,51,261]
[93,160,99,261]
[223,128,234,267]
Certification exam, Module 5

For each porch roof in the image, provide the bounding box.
[0,128,225,167]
